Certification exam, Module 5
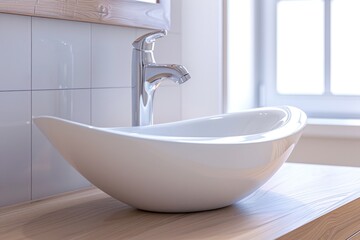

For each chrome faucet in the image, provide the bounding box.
[132,30,191,126]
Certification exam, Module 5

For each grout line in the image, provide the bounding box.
[90,23,93,125]
[0,87,133,93]
[30,16,33,201]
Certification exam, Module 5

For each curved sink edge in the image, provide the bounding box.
[33,105,307,145]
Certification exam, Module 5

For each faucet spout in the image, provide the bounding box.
[132,30,191,127]
[145,64,190,85]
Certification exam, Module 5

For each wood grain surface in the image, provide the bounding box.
[279,197,360,240]
[0,0,170,29]
[0,163,359,240]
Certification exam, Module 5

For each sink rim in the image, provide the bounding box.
[35,106,306,145]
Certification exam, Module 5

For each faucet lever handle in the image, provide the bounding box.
[132,29,167,51]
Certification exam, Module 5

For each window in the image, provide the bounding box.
[260,0,360,118]
[277,0,324,95]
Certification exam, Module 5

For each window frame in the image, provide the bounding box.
[259,0,360,118]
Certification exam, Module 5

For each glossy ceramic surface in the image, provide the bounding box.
[34,106,307,212]
[31,89,91,199]
[0,14,31,91]
[0,92,31,207]
[32,17,91,90]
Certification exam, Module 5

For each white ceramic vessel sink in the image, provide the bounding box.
[34,106,306,212]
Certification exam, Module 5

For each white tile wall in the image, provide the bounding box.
[169,0,182,34]
[0,0,184,207]
[32,90,91,123]
[0,92,31,206]
[32,18,91,90]
[154,32,182,65]
[32,89,91,199]
[181,0,223,119]
[91,88,132,127]
[154,86,182,124]
[91,24,135,88]
[0,14,31,91]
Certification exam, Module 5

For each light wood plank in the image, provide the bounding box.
[0,0,170,29]
[0,163,359,239]
[279,197,360,240]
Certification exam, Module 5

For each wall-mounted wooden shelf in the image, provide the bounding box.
[0,0,170,29]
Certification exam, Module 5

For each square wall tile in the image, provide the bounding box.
[32,18,91,90]
[32,89,91,122]
[32,89,91,200]
[153,86,182,124]
[91,24,136,88]
[0,14,31,91]
[91,88,132,127]
[0,91,31,207]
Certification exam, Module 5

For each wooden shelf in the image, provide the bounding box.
[0,0,170,29]
[0,163,359,239]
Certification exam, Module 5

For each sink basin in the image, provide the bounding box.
[33,106,306,212]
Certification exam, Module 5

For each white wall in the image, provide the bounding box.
[289,136,360,167]
[0,2,183,207]
[180,0,224,119]
[288,123,360,167]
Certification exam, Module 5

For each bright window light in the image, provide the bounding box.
[277,0,324,95]
[331,0,360,95]
[226,0,360,117]
[226,0,255,112]
[135,0,157,3]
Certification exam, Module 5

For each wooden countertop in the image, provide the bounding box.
[1,163,360,239]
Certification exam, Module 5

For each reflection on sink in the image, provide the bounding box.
[33,106,306,213]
